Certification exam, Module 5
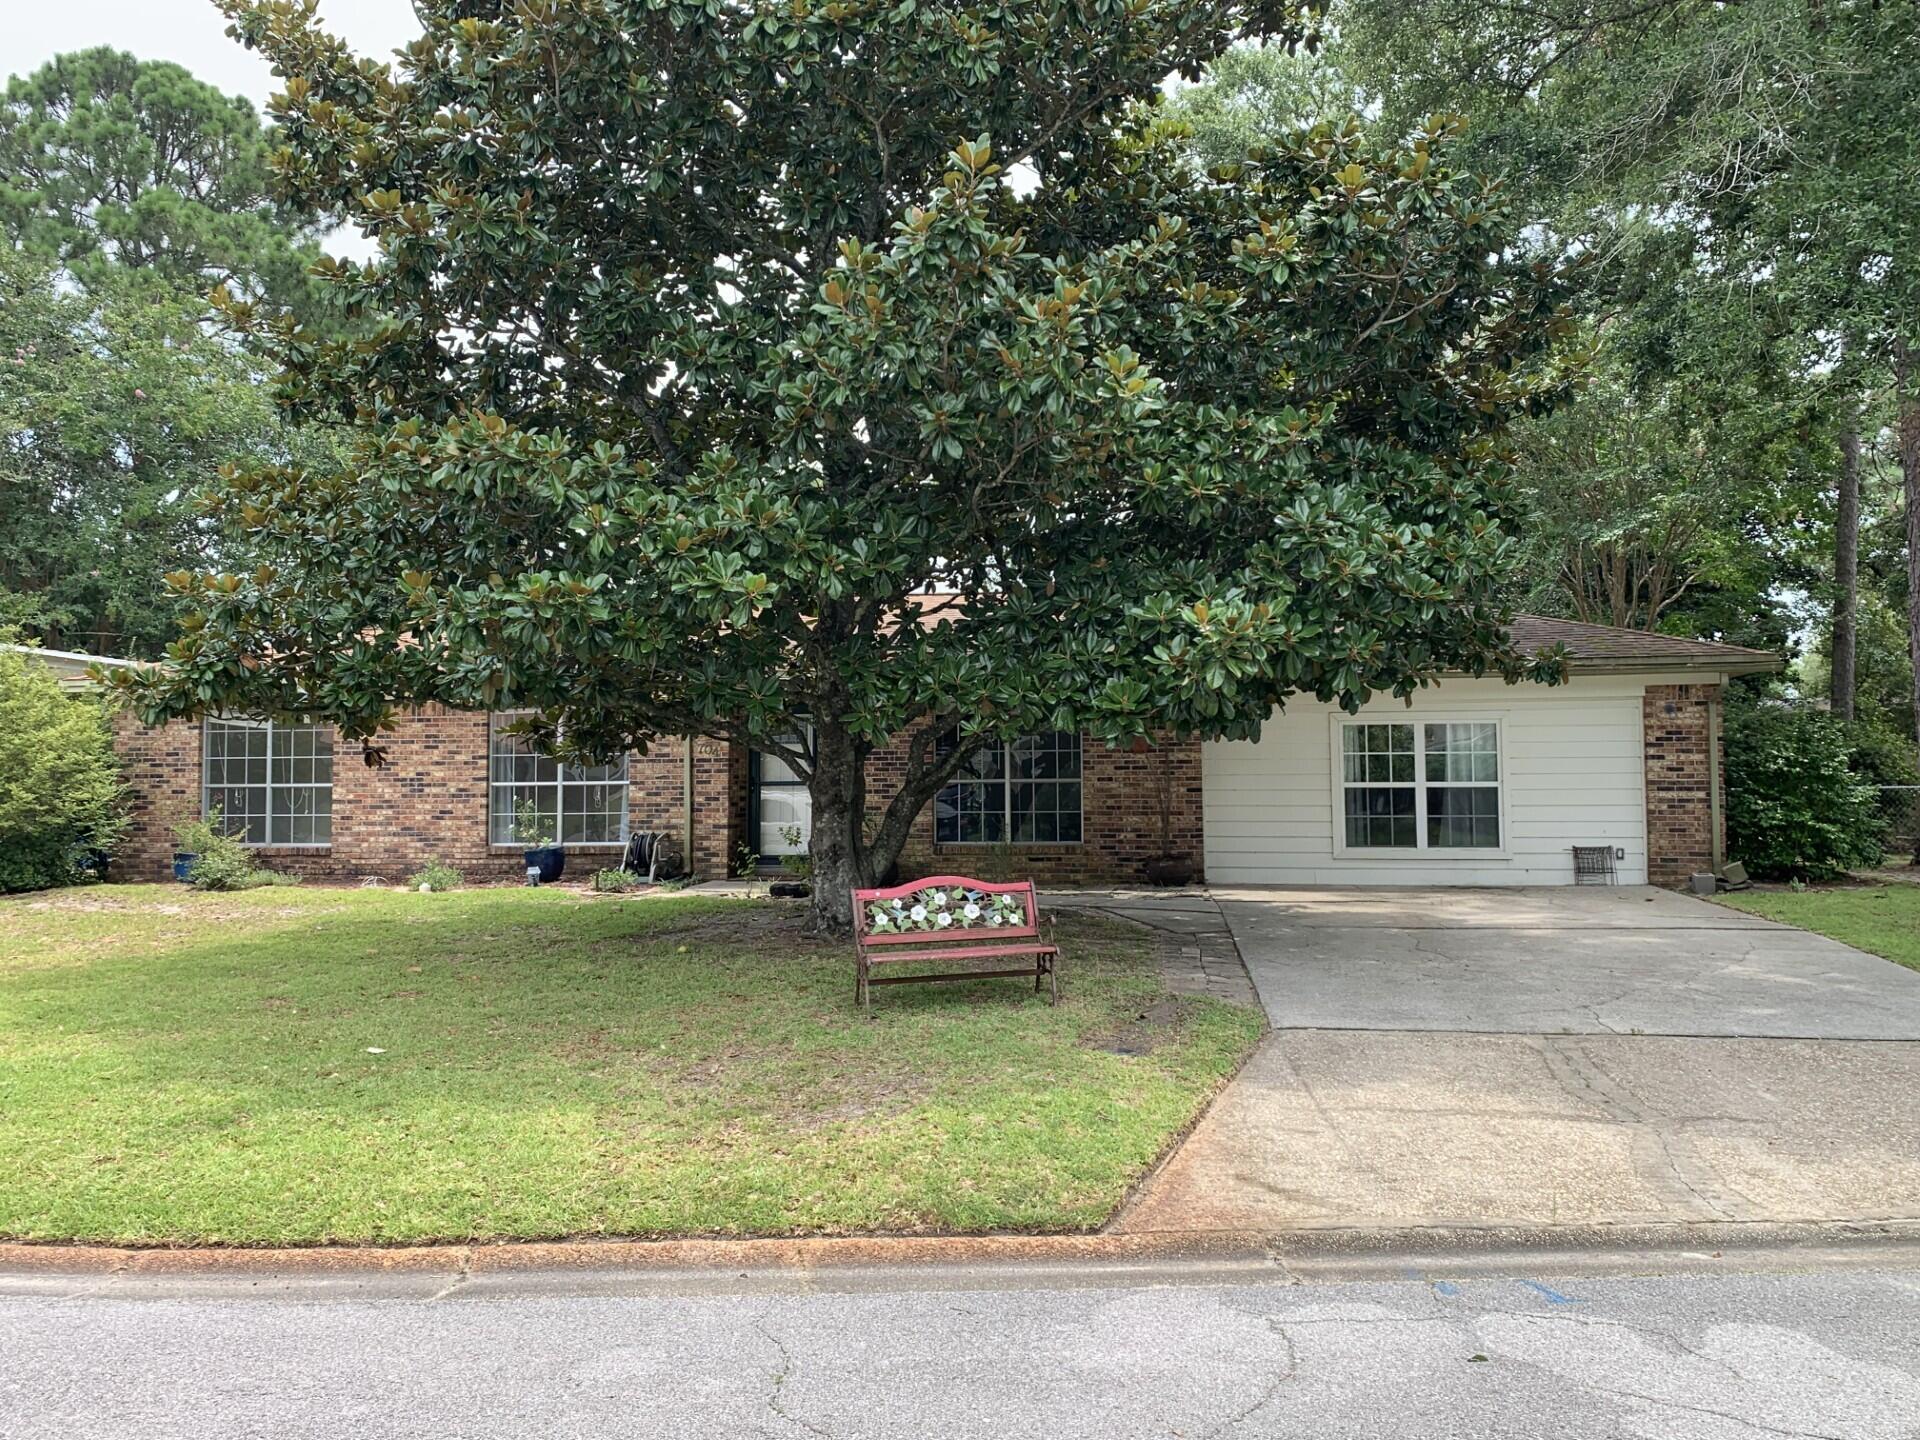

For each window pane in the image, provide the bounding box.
[1424,723,1499,783]
[1010,731,1079,781]
[565,755,629,784]
[1343,786,1416,848]
[493,785,558,846]
[1011,778,1083,844]
[1055,782,1082,842]
[1428,786,1500,848]
[562,780,628,844]
[935,779,1003,844]
[1344,724,1415,787]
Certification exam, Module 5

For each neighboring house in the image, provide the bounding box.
[38,617,1777,889]
[1,644,146,694]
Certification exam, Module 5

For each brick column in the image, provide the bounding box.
[687,737,745,879]
[1643,683,1722,887]
[109,709,203,881]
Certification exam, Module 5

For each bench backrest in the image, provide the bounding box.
[851,876,1041,952]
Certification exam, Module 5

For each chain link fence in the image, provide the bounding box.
[1879,787,1920,855]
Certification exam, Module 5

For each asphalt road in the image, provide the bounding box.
[5,1261,1919,1439]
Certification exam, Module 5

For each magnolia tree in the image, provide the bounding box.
[125,0,1570,930]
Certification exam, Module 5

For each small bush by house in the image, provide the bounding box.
[0,647,126,892]
[172,811,299,891]
[409,860,465,892]
[1725,704,1884,881]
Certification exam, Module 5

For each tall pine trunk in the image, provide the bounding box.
[1833,423,1861,721]
[1898,343,1920,862]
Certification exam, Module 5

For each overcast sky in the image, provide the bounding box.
[8,0,419,112]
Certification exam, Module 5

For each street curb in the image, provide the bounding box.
[0,1229,1273,1279]
[6,1219,1919,1300]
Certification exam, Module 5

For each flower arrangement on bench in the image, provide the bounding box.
[864,884,1029,934]
[850,876,1058,1009]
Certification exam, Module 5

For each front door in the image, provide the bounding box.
[755,739,811,858]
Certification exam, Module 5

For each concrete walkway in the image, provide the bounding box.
[1117,887,1920,1237]
[1047,889,1256,1006]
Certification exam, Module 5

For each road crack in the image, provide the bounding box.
[754,1313,834,1439]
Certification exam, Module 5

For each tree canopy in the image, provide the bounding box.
[1326,0,1920,751]
[0,248,340,657]
[126,0,1572,927]
[0,46,330,303]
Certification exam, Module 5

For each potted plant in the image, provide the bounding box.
[513,799,565,884]
[769,824,811,899]
[172,807,221,882]
[1140,739,1197,888]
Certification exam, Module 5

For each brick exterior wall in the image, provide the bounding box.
[1643,683,1722,887]
[861,724,1205,886]
[111,707,1203,888]
[111,709,206,883]
[110,705,696,884]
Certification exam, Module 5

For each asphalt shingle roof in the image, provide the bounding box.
[1507,615,1780,672]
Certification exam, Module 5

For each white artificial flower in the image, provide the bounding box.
[931,890,948,908]
[909,903,928,923]
[962,902,981,921]
[987,913,1003,927]
[935,911,953,927]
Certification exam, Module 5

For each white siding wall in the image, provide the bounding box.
[1202,673,1669,886]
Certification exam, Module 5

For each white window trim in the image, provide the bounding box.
[487,713,632,849]
[1327,712,1511,860]
[935,731,1085,847]
[201,717,334,850]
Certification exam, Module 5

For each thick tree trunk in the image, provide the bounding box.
[801,716,977,934]
[1833,422,1862,721]
[803,721,871,934]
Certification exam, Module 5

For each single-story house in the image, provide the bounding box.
[21,616,1778,889]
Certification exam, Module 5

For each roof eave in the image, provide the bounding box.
[1556,655,1784,677]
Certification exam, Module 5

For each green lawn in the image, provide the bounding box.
[0,885,1260,1245]
[1718,884,1920,973]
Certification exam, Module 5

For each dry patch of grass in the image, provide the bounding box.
[0,884,1260,1245]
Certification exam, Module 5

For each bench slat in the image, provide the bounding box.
[858,926,1040,948]
[867,968,1042,986]
[865,943,1058,965]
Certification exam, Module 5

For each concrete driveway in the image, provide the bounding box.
[1117,886,1920,1236]
[1214,885,1920,1039]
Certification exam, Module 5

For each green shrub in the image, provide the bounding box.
[0,647,126,892]
[1841,716,1920,788]
[1725,705,1884,880]
[591,866,644,893]
[408,860,464,892]
[172,809,296,891]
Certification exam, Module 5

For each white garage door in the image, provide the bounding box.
[1202,674,1651,886]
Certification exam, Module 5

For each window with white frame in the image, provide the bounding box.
[1338,720,1502,851]
[488,717,630,846]
[203,719,334,846]
[935,731,1083,844]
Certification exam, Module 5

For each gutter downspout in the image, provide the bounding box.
[1707,684,1726,874]
[683,738,696,880]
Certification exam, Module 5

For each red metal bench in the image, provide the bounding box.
[851,876,1059,1010]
